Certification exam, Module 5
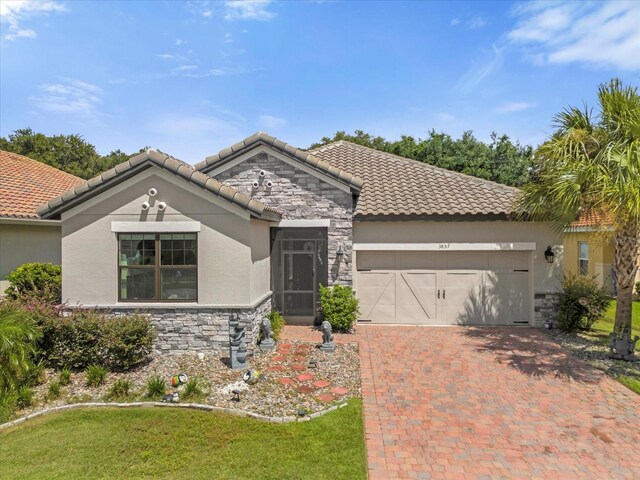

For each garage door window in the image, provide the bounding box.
[579,242,589,276]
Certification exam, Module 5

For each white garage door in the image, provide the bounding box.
[356,251,530,325]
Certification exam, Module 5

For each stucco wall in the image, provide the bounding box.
[250,219,271,303]
[353,220,563,294]
[563,232,616,294]
[0,222,62,293]
[211,151,354,285]
[60,168,270,307]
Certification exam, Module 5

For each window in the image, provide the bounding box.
[118,233,197,301]
[579,242,589,276]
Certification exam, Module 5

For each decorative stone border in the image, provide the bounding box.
[0,401,349,430]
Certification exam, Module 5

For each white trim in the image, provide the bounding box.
[0,217,61,227]
[206,145,352,193]
[270,219,331,228]
[111,221,201,233]
[353,242,537,251]
[565,226,614,233]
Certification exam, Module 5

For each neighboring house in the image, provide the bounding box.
[36,133,562,353]
[0,150,84,293]
[564,212,640,296]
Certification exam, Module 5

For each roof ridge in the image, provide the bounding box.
[315,140,520,193]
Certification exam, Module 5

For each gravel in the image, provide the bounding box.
[19,341,361,420]
[544,328,640,382]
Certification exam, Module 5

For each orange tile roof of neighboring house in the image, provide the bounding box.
[0,150,85,219]
[571,211,611,227]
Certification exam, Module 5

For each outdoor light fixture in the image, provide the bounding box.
[336,245,344,258]
[231,390,241,402]
[544,246,555,264]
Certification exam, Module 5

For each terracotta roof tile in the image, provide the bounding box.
[310,141,520,218]
[571,211,611,227]
[0,150,84,219]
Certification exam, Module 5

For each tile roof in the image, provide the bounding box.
[0,150,85,219]
[36,149,282,221]
[570,211,611,227]
[310,141,520,218]
[195,132,364,192]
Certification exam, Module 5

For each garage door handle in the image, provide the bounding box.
[443,289,446,299]
[437,289,440,299]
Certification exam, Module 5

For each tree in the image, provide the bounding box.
[0,129,134,179]
[517,78,640,337]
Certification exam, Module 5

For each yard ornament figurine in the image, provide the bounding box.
[259,316,275,351]
[320,320,335,353]
[229,313,248,370]
[609,329,639,361]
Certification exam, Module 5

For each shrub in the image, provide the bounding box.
[16,386,34,408]
[106,379,133,400]
[4,263,61,304]
[85,364,108,387]
[0,304,41,391]
[146,375,166,399]
[47,381,61,400]
[37,310,154,371]
[59,368,71,386]
[268,310,285,341]
[24,360,46,387]
[557,274,611,333]
[319,284,359,332]
[635,281,640,298]
[182,378,203,399]
[0,389,18,423]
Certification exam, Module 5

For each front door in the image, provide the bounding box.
[271,228,328,325]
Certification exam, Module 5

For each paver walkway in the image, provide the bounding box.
[358,326,640,480]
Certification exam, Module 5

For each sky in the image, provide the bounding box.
[1,0,639,164]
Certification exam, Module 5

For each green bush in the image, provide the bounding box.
[37,310,154,371]
[24,360,46,387]
[85,365,108,387]
[268,310,285,341]
[0,389,18,423]
[106,379,133,400]
[47,381,61,400]
[59,368,71,386]
[146,375,166,399]
[16,386,34,408]
[319,284,359,333]
[0,304,41,392]
[182,378,203,400]
[4,263,62,304]
[635,281,640,298]
[557,274,611,333]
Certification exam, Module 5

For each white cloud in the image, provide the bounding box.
[1,0,66,41]
[450,18,460,26]
[258,114,285,130]
[466,16,486,29]
[224,32,233,43]
[175,38,186,45]
[494,102,535,114]
[30,79,102,116]
[508,1,640,70]
[157,53,176,60]
[224,0,275,21]
[177,64,198,71]
[455,44,504,94]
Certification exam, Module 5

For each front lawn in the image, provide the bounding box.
[583,300,640,345]
[0,400,367,479]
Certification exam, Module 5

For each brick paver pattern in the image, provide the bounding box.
[358,326,640,480]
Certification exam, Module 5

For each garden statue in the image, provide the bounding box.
[229,314,248,369]
[320,320,335,352]
[259,316,275,351]
[609,329,639,361]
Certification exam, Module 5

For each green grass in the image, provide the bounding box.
[0,400,366,479]
[583,300,640,344]
[618,375,640,395]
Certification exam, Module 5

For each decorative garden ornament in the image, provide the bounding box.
[259,316,275,351]
[320,320,335,352]
[609,330,639,361]
[229,314,248,370]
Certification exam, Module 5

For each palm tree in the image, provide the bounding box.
[0,306,40,391]
[518,78,640,338]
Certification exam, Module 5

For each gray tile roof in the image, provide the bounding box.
[310,141,520,218]
[194,132,364,192]
[36,149,282,221]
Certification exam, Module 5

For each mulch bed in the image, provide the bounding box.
[19,340,361,419]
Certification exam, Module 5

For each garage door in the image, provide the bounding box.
[356,251,530,325]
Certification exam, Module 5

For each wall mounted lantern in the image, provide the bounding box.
[544,246,555,264]
[336,245,344,259]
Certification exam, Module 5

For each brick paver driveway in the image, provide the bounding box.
[359,326,640,480]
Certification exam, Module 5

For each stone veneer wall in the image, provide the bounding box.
[534,292,559,327]
[105,295,271,355]
[212,152,354,285]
